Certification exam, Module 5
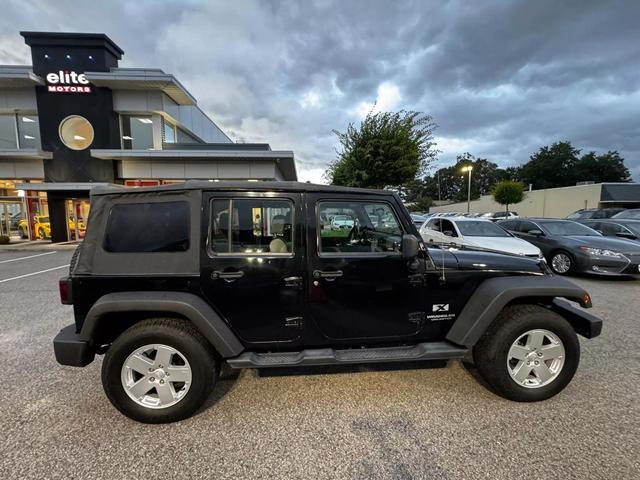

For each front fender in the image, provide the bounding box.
[445,275,593,347]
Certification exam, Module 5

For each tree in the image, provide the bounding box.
[518,141,580,190]
[573,150,631,183]
[492,180,525,212]
[423,154,507,201]
[326,109,438,189]
[517,142,631,189]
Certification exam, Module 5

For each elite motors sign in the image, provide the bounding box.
[46,70,91,93]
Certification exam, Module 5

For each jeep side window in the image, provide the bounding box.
[210,198,293,255]
[103,201,190,253]
[440,219,458,237]
[318,201,403,254]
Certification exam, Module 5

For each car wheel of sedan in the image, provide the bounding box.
[550,250,574,275]
[472,304,580,402]
[37,227,46,239]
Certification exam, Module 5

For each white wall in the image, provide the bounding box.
[430,183,603,217]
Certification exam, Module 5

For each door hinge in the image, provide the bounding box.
[285,316,303,328]
[408,311,426,327]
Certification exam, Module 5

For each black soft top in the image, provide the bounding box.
[91,180,390,197]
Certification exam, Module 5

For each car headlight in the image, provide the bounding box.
[579,246,623,258]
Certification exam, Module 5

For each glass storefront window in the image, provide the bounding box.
[176,127,200,144]
[17,115,40,149]
[0,115,18,149]
[121,115,154,150]
[163,120,176,143]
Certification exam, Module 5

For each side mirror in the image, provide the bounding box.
[528,229,544,236]
[402,234,420,259]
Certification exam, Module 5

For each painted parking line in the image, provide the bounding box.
[0,251,57,264]
[0,264,69,284]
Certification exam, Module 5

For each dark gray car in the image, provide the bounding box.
[578,219,640,245]
[499,218,640,277]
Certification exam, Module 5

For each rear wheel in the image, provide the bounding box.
[472,305,580,402]
[37,227,46,239]
[102,318,218,423]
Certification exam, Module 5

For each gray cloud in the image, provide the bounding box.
[1,0,638,182]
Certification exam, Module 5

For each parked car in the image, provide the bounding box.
[420,217,541,257]
[566,208,626,220]
[578,219,640,244]
[612,208,640,220]
[410,213,427,229]
[484,211,519,222]
[54,181,602,423]
[499,218,640,277]
[330,214,355,230]
[17,215,86,239]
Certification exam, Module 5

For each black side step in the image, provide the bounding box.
[226,341,468,369]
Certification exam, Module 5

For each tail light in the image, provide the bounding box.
[59,277,73,305]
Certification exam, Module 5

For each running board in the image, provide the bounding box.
[226,341,468,369]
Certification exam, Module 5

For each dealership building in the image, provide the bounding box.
[0,31,296,242]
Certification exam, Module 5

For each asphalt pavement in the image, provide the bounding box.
[0,250,638,479]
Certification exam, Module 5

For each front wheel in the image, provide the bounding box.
[101,318,219,423]
[549,250,574,275]
[472,305,580,402]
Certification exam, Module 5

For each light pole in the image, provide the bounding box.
[461,166,473,213]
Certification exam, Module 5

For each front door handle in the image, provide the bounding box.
[211,270,244,281]
[313,269,343,281]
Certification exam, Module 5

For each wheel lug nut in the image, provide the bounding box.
[148,368,153,372]
[535,361,539,365]
[149,377,155,382]
[160,379,165,384]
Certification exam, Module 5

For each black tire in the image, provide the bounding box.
[548,250,575,275]
[102,318,219,423]
[37,227,46,239]
[472,304,580,402]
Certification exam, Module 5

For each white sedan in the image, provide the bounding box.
[420,217,542,257]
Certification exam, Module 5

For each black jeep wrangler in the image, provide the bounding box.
[54,181,602,423]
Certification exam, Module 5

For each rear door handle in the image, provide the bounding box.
[211,270,244,281]
[313,270,343,281]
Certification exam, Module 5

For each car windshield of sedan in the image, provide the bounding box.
[539,221,600,236]
[620,222,640,236]
[455,220,511,237]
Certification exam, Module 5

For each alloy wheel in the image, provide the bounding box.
[120,344,192,409]
[506,329,565,388]
[551,253,571,274]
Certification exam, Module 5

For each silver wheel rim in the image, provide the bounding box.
[507,329,565,388]
[551,253,571,273]
[121,344,192,409]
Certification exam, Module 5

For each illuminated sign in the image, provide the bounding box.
[46,70,91,93]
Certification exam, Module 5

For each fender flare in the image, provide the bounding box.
[445,275,592,347]
[80,291,244,358]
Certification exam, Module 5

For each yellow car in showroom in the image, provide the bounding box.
[18,216,85,240]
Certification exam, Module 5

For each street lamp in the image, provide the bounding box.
[461,165,473,213]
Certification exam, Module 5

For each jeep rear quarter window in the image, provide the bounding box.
[103,201,190,253]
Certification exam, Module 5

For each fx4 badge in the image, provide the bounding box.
[427,304,456,322]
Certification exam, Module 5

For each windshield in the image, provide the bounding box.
[539,221,600,236]
[38,216,49,223]
[615,210,640,219]
[455,220,511,237]
[620,222,640,235]
[334,215,350,221]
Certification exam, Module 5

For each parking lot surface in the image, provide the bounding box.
[0,250,638,479]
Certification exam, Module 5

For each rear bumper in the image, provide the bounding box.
[53,325,94,367]
[551,299,603,339]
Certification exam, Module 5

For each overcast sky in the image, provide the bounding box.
[1,0,638,182]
